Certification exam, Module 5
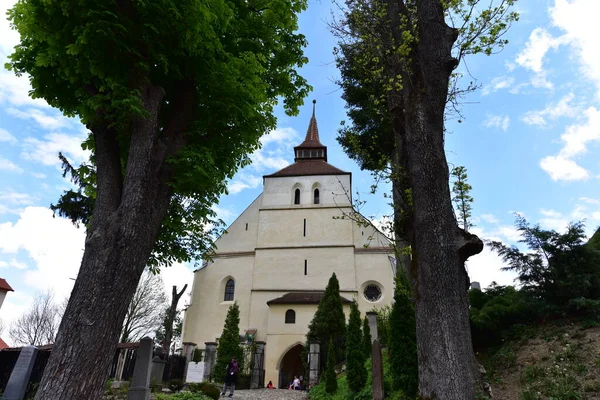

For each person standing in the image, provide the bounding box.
[221,357,239,397]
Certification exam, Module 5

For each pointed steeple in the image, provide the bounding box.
[294,100,327,162]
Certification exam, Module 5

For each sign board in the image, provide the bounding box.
[186,362,205,383]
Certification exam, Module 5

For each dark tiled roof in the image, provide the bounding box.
[267,291,352,306]
[0,278,13,292]
[265,160,350,178]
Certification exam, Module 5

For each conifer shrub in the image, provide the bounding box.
[362,316,372,359]
[346,300,367,393]
[307,273,347,367]
[324,338,338,393]
[213,302,244,382]
[388,269,418,397]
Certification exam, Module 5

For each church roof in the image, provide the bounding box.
[266,100,350,177]
[266,291,353,306]
[265,159,350,178]
[0,278,13,292]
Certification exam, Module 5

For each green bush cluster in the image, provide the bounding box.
[345,301,366,393]
[168,379,185,392]
[156,392,212,400]
[213,302,244,383]
[188,382,221,399]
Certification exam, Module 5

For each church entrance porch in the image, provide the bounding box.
[278,344,305,390]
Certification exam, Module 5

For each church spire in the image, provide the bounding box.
[294,100,327,162]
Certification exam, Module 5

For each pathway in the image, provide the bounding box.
[222,389,308,399]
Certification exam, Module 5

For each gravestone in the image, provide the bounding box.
[203,342,217,381]
[307,341,320,389]
[150,357,167,385]
[185,362,205,383]
[371,340,384,400]
[2,346,38,400]
[127,337,153,400]
[366,311,378,342]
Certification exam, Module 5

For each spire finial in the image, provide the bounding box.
[312,99,316,116]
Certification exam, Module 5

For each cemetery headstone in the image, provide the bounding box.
[2,346,38,400]
[127,337,153,400]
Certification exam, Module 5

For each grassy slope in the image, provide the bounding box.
[485,323,600,400]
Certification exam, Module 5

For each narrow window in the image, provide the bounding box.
[304,260,307,276]
[303,218,306,237]
[313,188,320,204]
[245,223,248,231]
[294,188,301,205]
[285,309,296,324]
[224,279,235,301]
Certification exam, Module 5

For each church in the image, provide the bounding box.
[181,102,395,388]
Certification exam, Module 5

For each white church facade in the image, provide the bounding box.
[181,103,396,388]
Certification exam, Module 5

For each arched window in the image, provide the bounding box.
[224,279,235,301]
[285,309,296,324]
[294,188,301,205]
[313,188,320,204]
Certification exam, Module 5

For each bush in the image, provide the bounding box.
[192,348,203,362]
[156,393,212,400]
[169,378,185,392]
[189,382,220,400]
[324,339,337,393]
[346,301,366,393]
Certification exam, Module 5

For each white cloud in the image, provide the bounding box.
[21,132,89,166]
[580,197,600,206]
[0,191,37,205]
[522,93,579,127]
[6,107,72,131]
[467,246,518,289]
[538,106,600,181]
[0,207,85,300]
[482,76,515,95]
[30,172,47,179]
[227,174,262,195]
[483,114,510,132]
[260,127,298,147]
[515,27,567,89]
[550,0,600,97]
[159,262,194,309]
[0,157,23,173]
[480,214,500,224]
[540,155,589,181]
[0,128,17,144]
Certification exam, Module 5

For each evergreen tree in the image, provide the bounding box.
[451,166,475,232]
[214,302,244,382]
[346,301,366,393]
[324,338,338,394]
[388,269,418,398]
[362,316,372,359]
[307,273,346,364]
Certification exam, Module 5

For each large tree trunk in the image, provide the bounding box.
[35,85,176,400]
[384,0,484,398]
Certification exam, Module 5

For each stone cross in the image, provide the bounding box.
[366,311,378,341]
[2,346,38,400]
[127,337,153,400]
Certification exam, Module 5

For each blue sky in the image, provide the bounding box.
[1,0,600,342]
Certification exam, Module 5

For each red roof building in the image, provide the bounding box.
[0,338,9,350]
[0,278,13,292]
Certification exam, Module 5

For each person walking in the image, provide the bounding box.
[221,357,239,397]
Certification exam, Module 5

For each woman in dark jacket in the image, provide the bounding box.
[221,357,239,397]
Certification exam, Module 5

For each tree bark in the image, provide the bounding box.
[34,84,185,400]
[164,284,187,356]
[382,0,484,398]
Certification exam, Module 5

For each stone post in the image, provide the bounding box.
[127,337,153,400]
[250,341,266,389]
[2,346,38,400]
[203,342,217,382]
[182,342,197,383]
[307,341,320,390]
[366,311,378,342]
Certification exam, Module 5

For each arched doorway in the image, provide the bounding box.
[278,344,305,389]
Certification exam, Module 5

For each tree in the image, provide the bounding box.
[154,311,183,355]
[451,166,474,231]
[120,270,167,343]
[362,316,372,359]
[324,338,338,394]
[332,0,518,396]
[9,291,60,346]
[345,301,366,393]
[307,273,346,365]
[162,284,188,356]
[6,0,309,397]
[489,216,600,311]
[388,270,418,398]
[214,302,244,382]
